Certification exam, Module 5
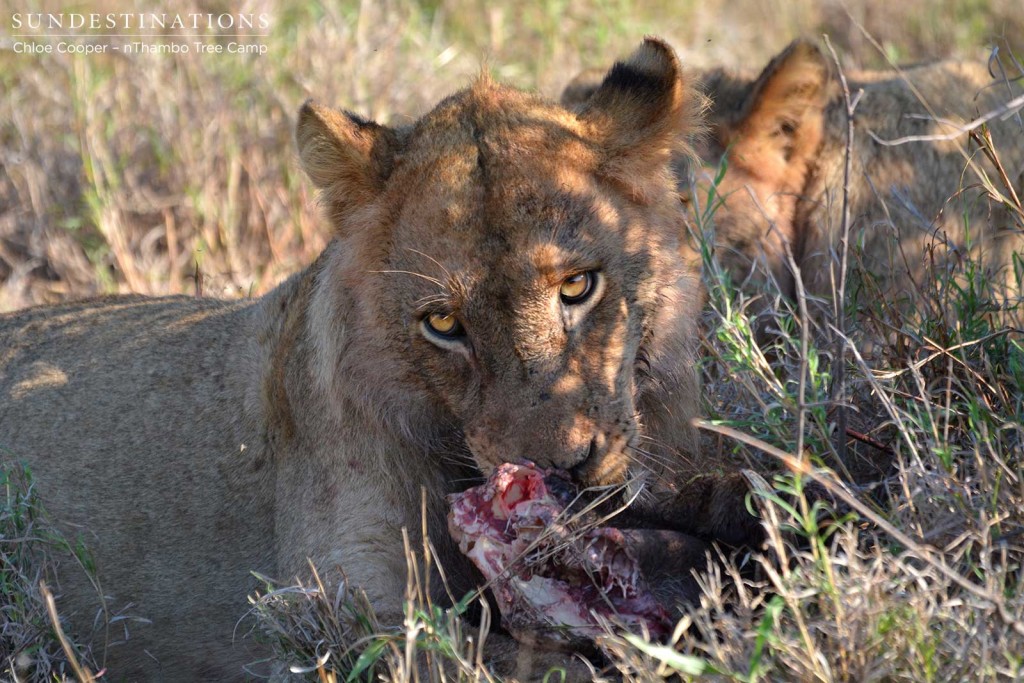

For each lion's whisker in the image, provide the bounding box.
[367,269,446,289]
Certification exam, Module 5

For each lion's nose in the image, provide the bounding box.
[568,437,599,482]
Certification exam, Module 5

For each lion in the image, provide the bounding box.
[564,40,1024,320]
[0,39,761,680]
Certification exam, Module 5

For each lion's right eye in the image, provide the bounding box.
[559,271,597,305]
[423,312,465,338]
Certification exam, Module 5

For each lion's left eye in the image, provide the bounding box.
[559,271,597,305]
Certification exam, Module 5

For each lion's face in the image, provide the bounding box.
[386,153,677,486]
[297,39,702,487]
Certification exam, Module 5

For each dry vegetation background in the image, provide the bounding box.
[1,0,1022,311]
[2,0,1024,681]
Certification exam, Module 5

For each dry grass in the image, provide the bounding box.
[250,529,503,682]
[1,461,100,682]
[3,0,1024,680]
[2,0,1021,312]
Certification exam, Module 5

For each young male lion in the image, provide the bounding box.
[0,39,758,680]
[565,41,1024,320]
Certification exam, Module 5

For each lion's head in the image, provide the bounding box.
[686,40,832,297]
[296,38,702,489]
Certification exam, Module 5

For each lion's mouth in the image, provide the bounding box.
[569,421,640,488]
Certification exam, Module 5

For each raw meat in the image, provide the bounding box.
[447,462,676,647]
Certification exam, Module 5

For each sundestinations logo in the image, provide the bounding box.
[8,11,272,57]
[11,12,271,33]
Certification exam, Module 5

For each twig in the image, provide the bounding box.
[868,91,1024,146]
[844,427,894,456]
[986,45,1024,130]
[823,35,862,472]
[40,581,96,683]
[787,234,811,471]
[871,327,1021,379]
[771,207,811,472]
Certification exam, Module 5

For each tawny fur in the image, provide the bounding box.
[702,40,1024,315]
[0,39,753,680]
[565,41,1024,317]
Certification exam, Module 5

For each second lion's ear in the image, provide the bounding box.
[560,67,606,110]
[296,101,398,227]
[576,37,701,198]
[730,40,831,172]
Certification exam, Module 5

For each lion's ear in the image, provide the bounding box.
[576,37,699,193]
[730,40,831,173]
[296,101,398,223]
